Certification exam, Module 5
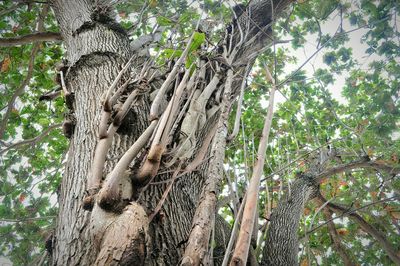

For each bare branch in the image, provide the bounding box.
[96,120,157,210]
[85,57,137,204]
[87,88,139,196]
[38,87,61,101]
[0,215,56,223]
[0,31,62,47]
[0,123,62,155]
[38,251,48,266]
[0,2,24,17]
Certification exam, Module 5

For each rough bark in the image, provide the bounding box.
[49,2,223,264]
[50,1,148,264]
[49,0,295,264]
[261,175,319,266]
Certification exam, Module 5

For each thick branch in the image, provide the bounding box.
[315,159,400,182]
[317,199,354,266]
[319,195,400,265]
[96,120,157,211]
[262,176,318,265]
[85,58,135,202]
[0,31,62,47]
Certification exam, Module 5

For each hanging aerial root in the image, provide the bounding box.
[173,74,221,163]
[150,19,201,120]
[230,66,276,265]
[84,78,135,210]
[135,143,165,184]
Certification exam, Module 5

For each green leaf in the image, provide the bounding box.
[162,48,183,59]
[156,16,173,26]
[189,32,205,52]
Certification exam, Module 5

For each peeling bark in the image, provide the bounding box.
[181,69,232,266]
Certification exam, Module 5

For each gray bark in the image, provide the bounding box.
[48,0,294,264]
[49,1,225,264]
[50,1,148,264]
[261,175,318,266]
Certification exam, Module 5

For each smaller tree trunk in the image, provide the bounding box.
[262,175,318,265]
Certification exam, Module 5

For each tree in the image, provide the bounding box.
[0,0,399,265]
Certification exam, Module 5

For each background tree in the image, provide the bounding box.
[0,0,399,265]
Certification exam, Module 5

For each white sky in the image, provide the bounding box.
[261,8,383,109]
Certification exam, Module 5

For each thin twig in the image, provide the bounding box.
[0,215,56,223]
[0,123,62,155]
[0,6,50,139]
[0,32,62,47]
[149,163,183,222]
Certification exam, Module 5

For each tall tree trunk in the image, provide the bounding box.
[50,1,137,264]
[49,1,226,264]
[49,0,294,264]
